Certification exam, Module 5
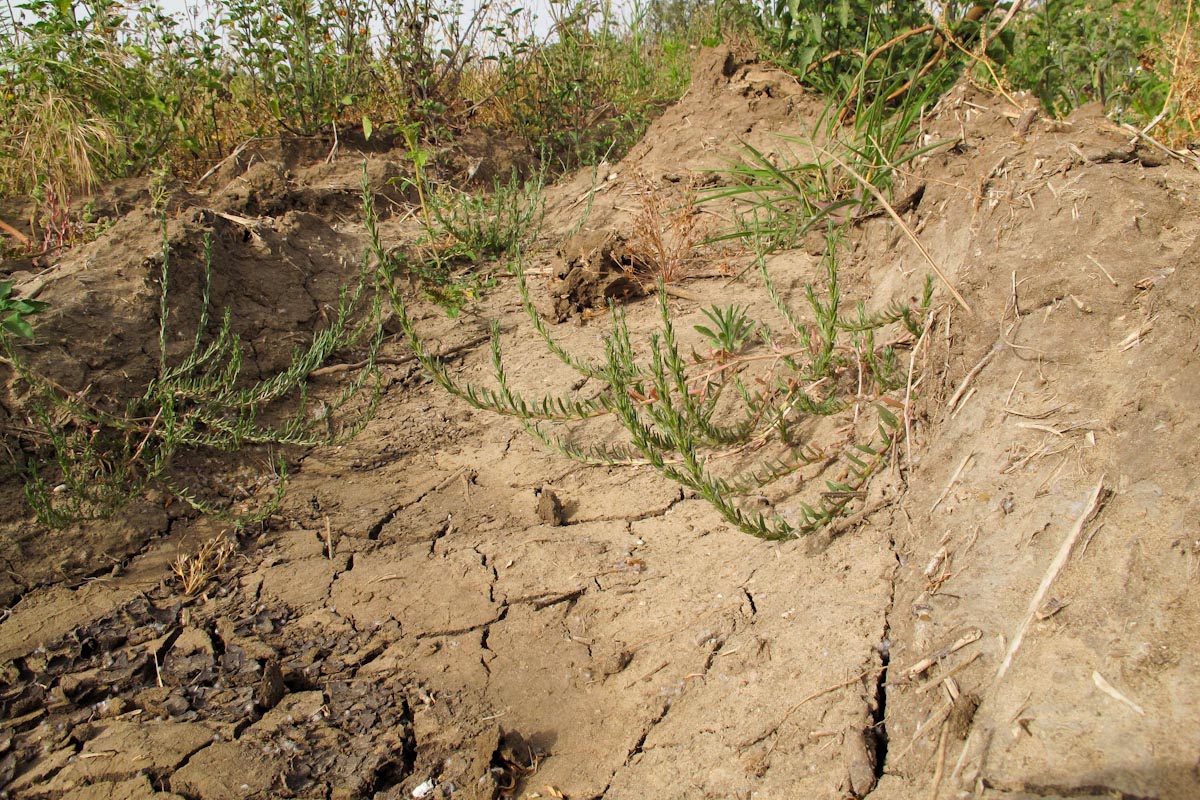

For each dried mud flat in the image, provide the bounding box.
[2,48,1199,800]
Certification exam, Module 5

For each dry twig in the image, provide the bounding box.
[901,628,983,679]
[994,477,1108,682]
[0,218,29,247]
[816,147,973,314]
[947,339,1003,413]
[929,452,974,513]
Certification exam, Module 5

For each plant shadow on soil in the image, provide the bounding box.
[2,47,1200,800]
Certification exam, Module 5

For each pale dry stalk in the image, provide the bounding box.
[172,534,236,596]
[626,175,707,283]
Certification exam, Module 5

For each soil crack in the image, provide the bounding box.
[864,524,901,796]
[741,587,757,616]
[365,468,479,541]
[409,614,504,641]
[477,604,509,681]
[610,696,670,782]
[869,641,890,783]
[429,516,453,555]
[599,635,727,796]
[480,630,493,678]
[365,509,397,541]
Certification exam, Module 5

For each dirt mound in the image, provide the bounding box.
[872,83,1200,799]
[3,47,1200,800]
[0,146,411,602]
[6,207,366,400]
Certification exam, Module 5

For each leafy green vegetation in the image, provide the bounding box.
[7,225,385,527]
[1005,0,1175,121]
[388,127,545,317]
[489,0,701,169]
[375,0,1196,539]
[2,0,1192,236]
[428,170,546,264]
[706,80,944,253]
[0,281,48,340]
[0,0,705,238]
[1,0,213,218]
[2,0,1195,534]
[370,180,932,539]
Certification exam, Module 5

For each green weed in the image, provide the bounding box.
[9,225,385,527]
[0,281,49,340]
[223,0,373,135]
[706,77,946,253]
[430,170,546,263]
[731,0,977,107]
[369,186,932,539]
[491,0,696,169]
[1004,0,1170,120]
[388,133,543,316]
[694,304,756,357]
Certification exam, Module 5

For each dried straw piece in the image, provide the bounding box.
[929,452,974,513]
[994,477,1108,682]
[816,147,973,314]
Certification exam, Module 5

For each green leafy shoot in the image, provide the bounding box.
[0,281,49,340]
[695,304,756,357]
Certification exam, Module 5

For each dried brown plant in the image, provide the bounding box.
[625,175,708,284]
[171,534,236,596]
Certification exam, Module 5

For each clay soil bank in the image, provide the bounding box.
[2,48,1199,800]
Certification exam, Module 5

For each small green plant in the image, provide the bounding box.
[388,248,498,320]
[429,170,545,262]
[694,304,755,357]
[391,131,543,316]
[706,68,947,255]
[492,0,695,170]
[0,282,49,340]
[1004,0,1171,121]
[10,224,385,527]
[222,0,373,135]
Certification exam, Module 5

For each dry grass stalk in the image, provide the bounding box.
[994,477,1107,682]
[914,651,982,694]
[625,175,707,284]
[947,339,1003,414]
[900,628,983,679]
[905,309,938,464]
[754,666,880,758]
[171,534,236,596]
[929,452,974,513]
[1092,670,1146,715]
[816,146,973,314]
[928,716,951,800]
[16,89,116,197]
